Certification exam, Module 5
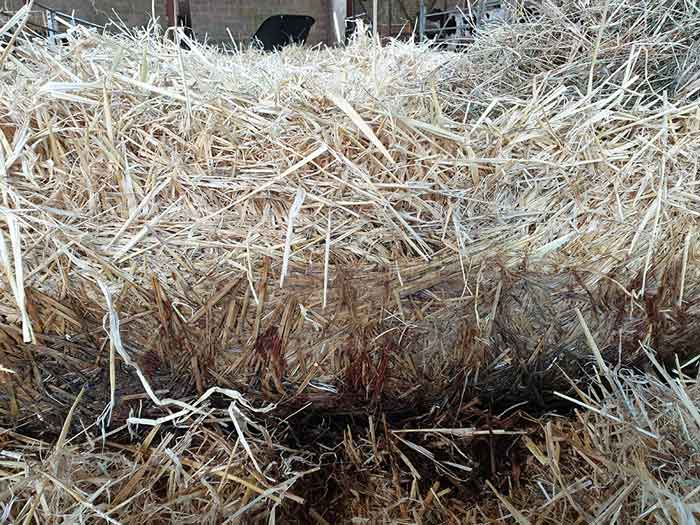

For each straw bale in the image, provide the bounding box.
[1,0,700,522]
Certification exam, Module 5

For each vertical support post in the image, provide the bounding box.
[372,0,377,39]
[344,0,353,43]
[388,0,392,38]
[46,9,57,46]
[476,0,486,28]
[177,0,193,41]
[418,0,426,42]
[330,0,346,45]
[165,0,175,28]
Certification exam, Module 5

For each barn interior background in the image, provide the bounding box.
[0,0,509,46]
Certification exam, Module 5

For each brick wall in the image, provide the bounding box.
[190,0,330,46]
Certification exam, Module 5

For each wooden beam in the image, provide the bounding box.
[165,0,174,27]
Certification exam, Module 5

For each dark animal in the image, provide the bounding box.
[426,8,459,39]
[251,14,315,52]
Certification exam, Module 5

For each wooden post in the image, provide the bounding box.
[388,0,392,38]
[165,0,175,27]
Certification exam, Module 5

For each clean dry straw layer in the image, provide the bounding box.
[1,0,700,522]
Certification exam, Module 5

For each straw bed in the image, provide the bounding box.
[1,0,700,522]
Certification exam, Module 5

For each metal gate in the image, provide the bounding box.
[346,1,533,47]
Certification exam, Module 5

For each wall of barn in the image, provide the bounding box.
[3,0,166,28]
[188,0,330,45]
[2,0,330,45]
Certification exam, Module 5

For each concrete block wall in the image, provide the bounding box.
[3,0,166,29]
[189,0,330,46]
[2,0,331,46]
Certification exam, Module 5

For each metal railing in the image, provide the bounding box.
[0,2,105,45]
[34,2,104,45]
[417,0,507,47]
